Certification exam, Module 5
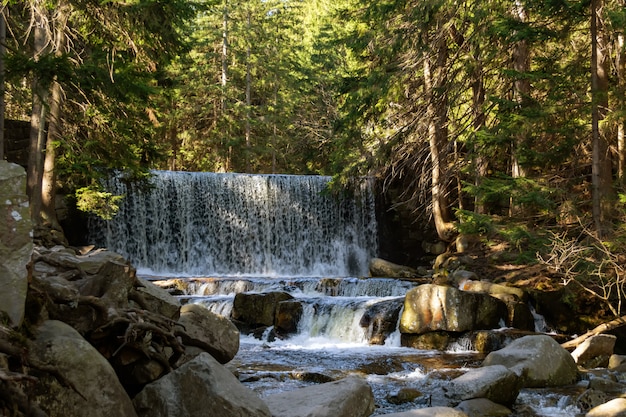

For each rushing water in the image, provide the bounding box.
[90,171,583,416]
[89,171,377,277]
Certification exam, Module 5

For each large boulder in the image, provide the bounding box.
[400,284,507,335]
[133,352,271,417]
[446,365,522,406]
[0,161,32,327]
[29,320,138,417]
[232,291,293,328]
[264,375,375,417]
[176,303,240,364]
[482,335,578,387]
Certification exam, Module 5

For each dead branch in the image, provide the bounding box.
[561,315,626,350]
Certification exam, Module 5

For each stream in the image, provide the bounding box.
[90,171,586,416]
[145,274,586,417]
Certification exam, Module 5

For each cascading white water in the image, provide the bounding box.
[89,171,378,277]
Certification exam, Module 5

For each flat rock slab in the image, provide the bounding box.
[377,407,469,417]
[264,375,375,417]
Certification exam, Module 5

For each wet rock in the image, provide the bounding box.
[386,387,426,405]
[357,357,406,375]
[133,352,271,417]
[401,331,451,350]
[275,299,303,336]
[360,297,404,345]
[585,397,626,417]
[587,375,626,394]
[0,161,32,327]
[572,334,617,369]
[378,407,469,417]
[482,335,578,387]
[455,398,513,417]
[468,329,536,353]
[176,303,240,364]
[577,389,609,412]
[446,365,522,406]
[469,330,507,353]
[232,291,293,328]
[369,257,418,278]
[29,320,138,417]
[264,375,375,417]
[400,284,508,335]
[291,371,334,383]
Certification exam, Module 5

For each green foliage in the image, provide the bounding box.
[75,186,124,220]
[454,209,494,236]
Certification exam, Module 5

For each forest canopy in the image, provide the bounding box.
[3,0,626,247]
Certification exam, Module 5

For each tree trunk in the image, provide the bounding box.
[0,9,5,162]
[41,2,70,234]
[425,34,455,242]
[471,46,487,215]
[617,1,626,180]
[591,0,613,237]
[245,9,252,173]
[27,6,49,225]
[510,0,530,216]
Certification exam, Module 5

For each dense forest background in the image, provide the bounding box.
[4,0,626,316]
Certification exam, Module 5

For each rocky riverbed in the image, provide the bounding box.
[4,159,626,417]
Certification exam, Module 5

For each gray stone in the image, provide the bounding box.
[400,284,507,334]
[447,365,521,406]
[264,375,375,417]
[455,398,512,417]
[29,320,138,417]
[133,352,270,417]
[0,161,32,327]
[176,303,240,364]
[482,335,578,387]
[134,278,181,319]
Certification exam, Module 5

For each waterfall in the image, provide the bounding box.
[89,171,378,277]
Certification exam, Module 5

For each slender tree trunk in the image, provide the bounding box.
[425,34,454,242]
[41,2,70,234]
[245,9,252,173]
[0,8,5,162]
[471,46,487,214]
[510,0,530,216]
[591,0,613,237]
[617,2,626,180]
[27,6,49,225]
[221,0,230,172]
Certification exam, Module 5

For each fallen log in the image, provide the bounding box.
[561,315,626,350]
